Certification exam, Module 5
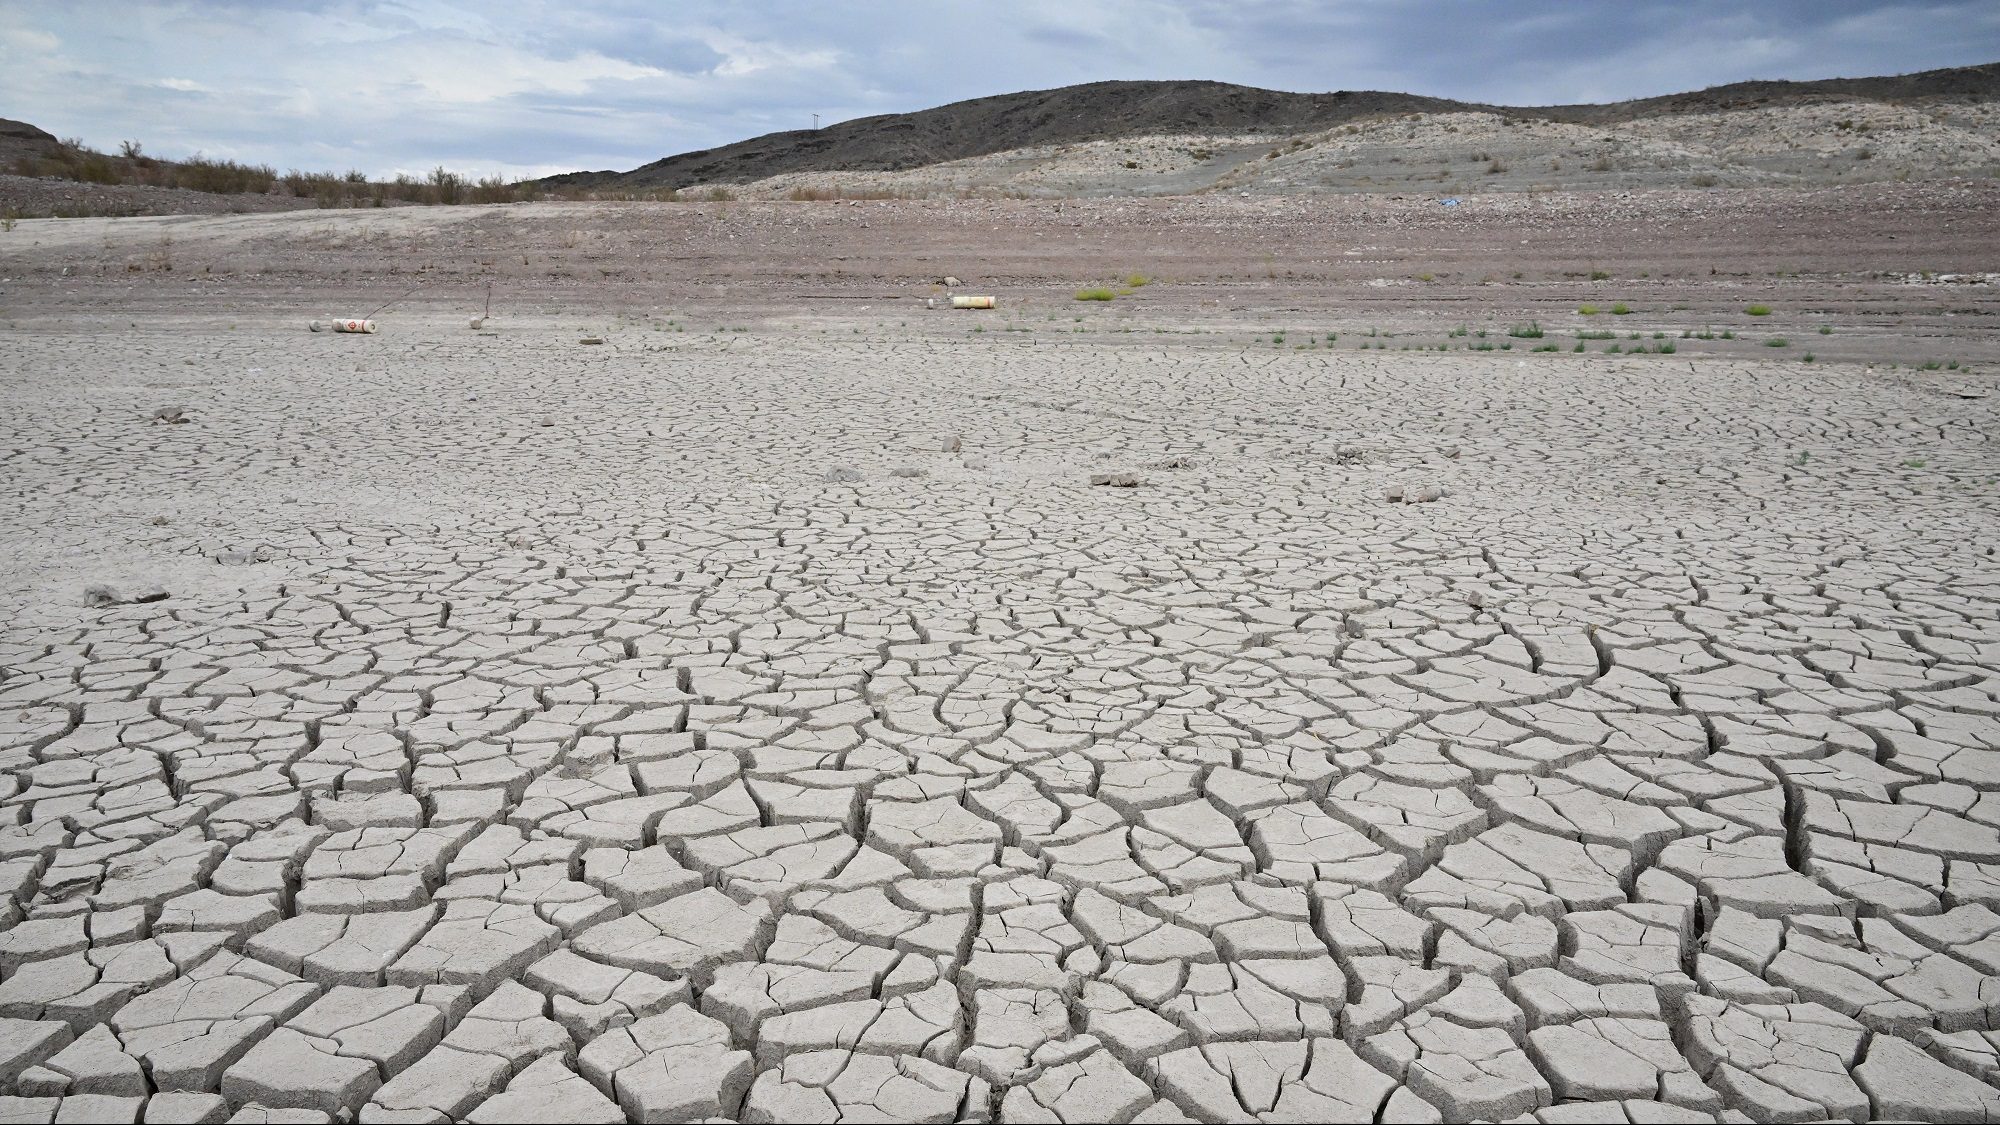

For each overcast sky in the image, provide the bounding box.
[4,1,1995,180]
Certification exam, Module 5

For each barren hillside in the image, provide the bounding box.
[552,64,2000,198]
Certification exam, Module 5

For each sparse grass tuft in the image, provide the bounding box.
[1075,288,1116,302]
[1766,338,1790,347]
[1578,304,1600,316]
[1507,322,1544,338]
[1745,304,1773,316]
[1610,303,1632,315]
[1123,273,1150,289]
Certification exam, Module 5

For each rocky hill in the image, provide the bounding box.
[547,63,2000,197]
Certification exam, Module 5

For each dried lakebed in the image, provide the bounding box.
[2,322,1999,1123]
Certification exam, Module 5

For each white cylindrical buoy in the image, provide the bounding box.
[332,318,377,333]
[950,295,995,310]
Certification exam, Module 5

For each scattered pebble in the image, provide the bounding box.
[889,466,926,478]
[941,433,962,453]
[148,405,189,424]
[1387,484,1445,504]
[580,337,606,345]
[84,584,168,607]
[1090,472,1143,487]
[823,466,863,483]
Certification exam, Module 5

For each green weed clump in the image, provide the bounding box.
[1507,323,1544,338]
[1745,304,1773,316]
[1075,288,1116,302]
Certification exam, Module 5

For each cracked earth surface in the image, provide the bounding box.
[2,319,1999,1123]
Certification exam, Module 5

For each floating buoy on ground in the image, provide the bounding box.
[332,319,376,333]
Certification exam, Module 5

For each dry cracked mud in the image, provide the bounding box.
[2,211,2000,1123]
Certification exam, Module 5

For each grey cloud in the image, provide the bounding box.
[0,0,1991,181]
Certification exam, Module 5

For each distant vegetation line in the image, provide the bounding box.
[5,136,674,207]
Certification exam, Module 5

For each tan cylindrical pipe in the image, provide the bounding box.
[950,295,995,309]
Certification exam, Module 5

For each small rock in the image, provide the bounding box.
[889,467,926,479]
[941,433,962,453]
[149,405,189,424]
[962,455,989,470]
[1441,446,1462,459]
[1383,485,1405,502]
[1419,485,1445,502]
[148,515,170,526]
[84,584,169,607]
[823,467,863,483]
[580,337,606,345]
[943,276,962,288]
[539,415,556,427]
[308,321,324,332]
[1090,473,1142,487]
[1151,454,1197,470]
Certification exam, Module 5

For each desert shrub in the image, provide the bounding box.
[470,175,516,204]
[1075,288,1116,301]
[429,166,464,205]
[1506,322,1543,338]
[1745,304,1772,316]
[173,156,276,194]
[1578,304,1600,315]
[1610,303,1632,315]
[1765,338,1790,347]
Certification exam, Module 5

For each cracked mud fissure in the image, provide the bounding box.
[0,298,1998,1124]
